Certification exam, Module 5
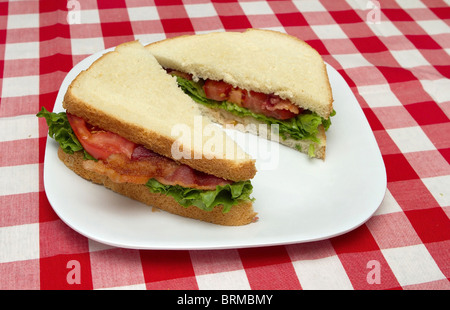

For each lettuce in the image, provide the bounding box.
[36,107,96,160]
[146,178,254,213]
[36,107,253,213]
[176,76,334,143]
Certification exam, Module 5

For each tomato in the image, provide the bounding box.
[67,113,136,160]
[203,80,232,101]
[202,78,301,120]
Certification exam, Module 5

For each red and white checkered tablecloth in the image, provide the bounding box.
[1,0,449,291]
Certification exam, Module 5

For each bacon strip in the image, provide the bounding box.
[83,145,232,190]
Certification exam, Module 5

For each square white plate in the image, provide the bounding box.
[43,47,386,250]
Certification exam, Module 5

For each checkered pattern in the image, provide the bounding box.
[1,0,449,290]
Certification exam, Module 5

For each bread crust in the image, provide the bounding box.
[58,147,258,226]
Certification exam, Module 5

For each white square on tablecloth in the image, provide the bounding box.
[293,0,327,12]
[0,223,40,263]
[291,255,353,290]
[239,1,273,15]
[1,75,39,98]
[70,37,105,56]
[311,24,348,39]
[333,53,373,69]
[0,164,40,196]
[357,84,403,108]
[79,9,101,24]
[127,6,159,21]
[387,126,436,153]
[382,244,445,286]
[0,114,39,143]
[4,42,39,60]
[366,20,402,37]
[7,13,39,29]
[196,270,251,290]
[420,79,450,104]
[422,175,450,207]
[185,3,217,18]
[135,33,167,45]
[395,0,427,9]
[417,20,450,35]
[391,49,430,68]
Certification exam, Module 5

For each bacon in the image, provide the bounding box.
[83,145,232,190]
[266,95,301,114]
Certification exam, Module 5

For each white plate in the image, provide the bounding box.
[43,46,387,250]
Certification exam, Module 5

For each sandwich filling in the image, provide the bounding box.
[37,107,253,213]
[168,70,335,152]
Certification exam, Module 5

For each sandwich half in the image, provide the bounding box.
[146,29,335,159]
[38,41,257,226]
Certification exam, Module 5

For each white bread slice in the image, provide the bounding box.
[58,148,257,226]
[63,41,256,182]
[198,105,327,160]
[145,28,333,119]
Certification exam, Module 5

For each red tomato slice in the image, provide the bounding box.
[203,80,232,101]
[203,79,300,120]
[67,113,136,160]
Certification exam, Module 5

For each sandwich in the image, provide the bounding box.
[145,29,335,159]
[37,41,257,226]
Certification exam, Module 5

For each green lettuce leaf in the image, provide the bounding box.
[146,178,254,213]
[36,107,95,160]
[176,76,334,142]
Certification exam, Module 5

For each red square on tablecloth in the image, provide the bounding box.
[407,35,441,49]
[40,54,73,75]
[160,17,194,33]
[276,12,308,27]
[378,66,417,84]
[101,21,134,37]
[383,8,414,22]
[219,15,252,30]
[351,36,387,53]
[406,207,450,243]
[40,253,93,289]
[383,153,420,183]
[97,0,127,9]
[331,225,380,254]
[330,10,363,24]
[406,101,450,125]
[140,250,195,283]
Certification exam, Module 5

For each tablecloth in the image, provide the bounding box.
[0,0,449,291]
